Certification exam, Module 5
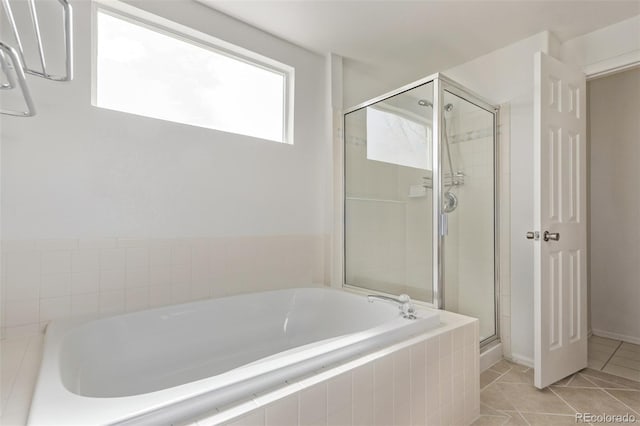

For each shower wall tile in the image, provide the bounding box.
[1,235,328,337]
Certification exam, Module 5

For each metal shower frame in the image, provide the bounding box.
[342,72,501,347]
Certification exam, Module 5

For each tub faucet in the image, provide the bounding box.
[367,294,417,320]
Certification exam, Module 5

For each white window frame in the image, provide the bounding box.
[91,0,295,144]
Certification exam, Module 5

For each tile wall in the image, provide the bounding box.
[193,318,480,426]
[1,235,327,338]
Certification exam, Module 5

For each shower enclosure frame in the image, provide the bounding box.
[342,72,501,347]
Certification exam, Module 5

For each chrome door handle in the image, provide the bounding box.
[543,231,560,242]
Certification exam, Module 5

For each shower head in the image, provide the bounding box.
[417,99,454,112]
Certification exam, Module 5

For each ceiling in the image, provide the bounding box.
[197,0,640,73]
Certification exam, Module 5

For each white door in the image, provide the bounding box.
[533,52,587,389]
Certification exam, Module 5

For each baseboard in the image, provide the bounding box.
[508,352,534,368]
[480,342,503,372]
[592,329,640,345]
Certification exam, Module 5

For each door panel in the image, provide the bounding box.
[534,52,587,389]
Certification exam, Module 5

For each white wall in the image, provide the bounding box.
[0,0,331,335]
[1,0,329,240]
[588,68,640,344]
[562,15,640,77]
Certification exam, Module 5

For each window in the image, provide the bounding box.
[366,105,431,170]
[93,4,293,143]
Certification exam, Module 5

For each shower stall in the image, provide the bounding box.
[343,74,499,345]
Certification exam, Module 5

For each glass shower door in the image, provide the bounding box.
[344,82,435,304]
[440,88,497,342]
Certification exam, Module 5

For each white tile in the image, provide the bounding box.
[439,331,452,359]
[224,409,265,426]
[149,264,172,286]
[299,383,327,426]
[4,252,40,300]
[36,239,77,251]
[171,266,191,286]
[1,240,36,252]
[4,300,39,327]
[78,238,116,250]
[327,373,352,425]
[171,284,192,304]
[1,336,30,402]
[373,377,394,426]
[149,285,172,307]
[71,250,100,273]
[40,273,71,298]
[453,327,465,352]
[126,267,149,288]
[100,248,126,270]
[1,404,29,425]
[352,364,374,426]
[171,244,191,266]
[440,402,452,426]
[41,251,71,274]
[99,269,125,291]
[410,343,426,426]
[439,353,453,411]
[71,271,100,295]
[265,394,298,426]
[191,262,210,287]
[4,277,39,301]
[117,238,148,248]
[71,293,99,316]
[394,349,411,426]
[373,355,393,390]
[99,290,125,314]
[125,287,149,312]
[425,338,440,416]
[2,324,40,339]
[40,296,71,322]
[190,283,210,300]
[149,246,171,266]
[126,248,149,269]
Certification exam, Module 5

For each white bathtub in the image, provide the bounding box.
[28,287,440,425]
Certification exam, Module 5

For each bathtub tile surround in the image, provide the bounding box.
[1,236,327,338]
[195,311,479,426]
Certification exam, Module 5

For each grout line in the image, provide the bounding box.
[481,362,533,426]
[600,388,640,417]
[601,341,623,371]
[548,386,580,415]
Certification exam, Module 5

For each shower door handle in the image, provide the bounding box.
[543,231,560,242]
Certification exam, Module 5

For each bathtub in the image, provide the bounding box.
[28,287,440,425]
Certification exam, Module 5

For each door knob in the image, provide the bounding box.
[543,231,560,242]
[526,231,539,240]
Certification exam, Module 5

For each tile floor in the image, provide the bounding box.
[589,335,640,382]
[475,336,640,425]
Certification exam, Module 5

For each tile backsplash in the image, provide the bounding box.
[1,235,327,338]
